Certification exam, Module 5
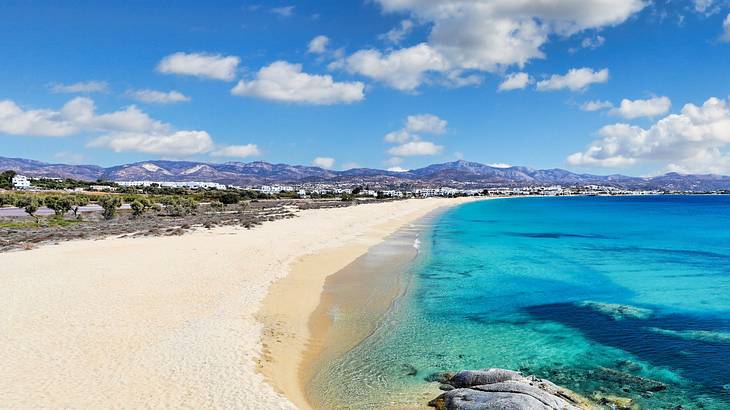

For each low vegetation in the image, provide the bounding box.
[0,172,405,252]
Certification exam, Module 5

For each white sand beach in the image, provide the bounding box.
[0,198,473,409]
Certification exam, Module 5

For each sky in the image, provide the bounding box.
[1,0,729,176]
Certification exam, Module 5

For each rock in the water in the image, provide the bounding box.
[426,372,456,383]
[595,367,666,392]
[428,368,590,410]
[592,393,636,410]
[401,363,418,376]
[577,301,652,320]
[448,369,523,388]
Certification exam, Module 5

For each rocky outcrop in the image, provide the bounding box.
[428,368,593,410]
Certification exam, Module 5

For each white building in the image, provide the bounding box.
[11,175,31,189]
[257,185,295,194]
[116,180,227,190]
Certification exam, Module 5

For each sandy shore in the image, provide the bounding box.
[0,197,474,409]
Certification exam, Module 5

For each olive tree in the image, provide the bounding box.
[130,197,153,217]
[15,195,41,223]
[44,195,73,218]
[98,195,122,220]
[160,196,198,216]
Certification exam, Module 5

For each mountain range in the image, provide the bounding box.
[2,156,730,191]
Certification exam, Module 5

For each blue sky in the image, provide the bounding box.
[1,0,729,175]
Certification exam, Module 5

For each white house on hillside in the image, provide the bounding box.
[12,175,31,189]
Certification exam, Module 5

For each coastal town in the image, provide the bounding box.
[3,172,696,198]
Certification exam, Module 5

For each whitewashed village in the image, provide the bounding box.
[9,173,675,197]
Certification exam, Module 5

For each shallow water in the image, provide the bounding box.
[309,196,730,409]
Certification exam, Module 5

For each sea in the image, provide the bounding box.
[308,196,730,409]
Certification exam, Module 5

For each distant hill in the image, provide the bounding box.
[2,156,730,191]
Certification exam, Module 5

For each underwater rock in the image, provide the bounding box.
[426,372,456,383]
[577,301,653,320]
[401,363,418,376]
[594,367,666,392]
[647,327,730,344]
[591,393,637,410]
[428,368,591,410]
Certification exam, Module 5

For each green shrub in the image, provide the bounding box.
[98,195,122,220]
[160,196,198,216]
[130,197,153,217]
[15,195,41,223]
[0,193,17,207]
[44,194,73,218]
[219,192,240,205]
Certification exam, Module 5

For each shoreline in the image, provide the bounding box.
[257,197,480,409]
[0,197,477,409]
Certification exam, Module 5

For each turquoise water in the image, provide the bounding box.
[310,196,730,409]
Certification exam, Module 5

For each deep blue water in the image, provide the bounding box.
[311,196,730,409]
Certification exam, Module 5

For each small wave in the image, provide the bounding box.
[413,236,421,250]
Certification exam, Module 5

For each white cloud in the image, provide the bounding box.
[441,70,483,88]
[380,19,414,44]
[127,89,191,104]
[722,14,730,42]
[231,61,364,105]
[488,163,512,168]
[157,52,240,81]
[344,43,447,91]
[580,35,605,49]
[406,114,447,134]
[308,35,329,54]
[498,72,531,91]
[0,97,221,157]
[388,141,444,156]
[536,67,609,91]
[342,0,644,90]
[63,98,168,134]
[580,100,614,111]
[384,129,412,143]
[0,99,78,137]
[567,97,730,173]
[50,80,108,94]
[384,113,447,143]
[211,144,261,158]
[312,156,335,168]
[387,166,409,172]
[271,6,294,17]
[693,0,715,14]
[609,96,671,119]
[87,131,214,156]
[0,97,168,137]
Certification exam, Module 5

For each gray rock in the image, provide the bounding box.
[428,368,589,410]
[448,369,524,388]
